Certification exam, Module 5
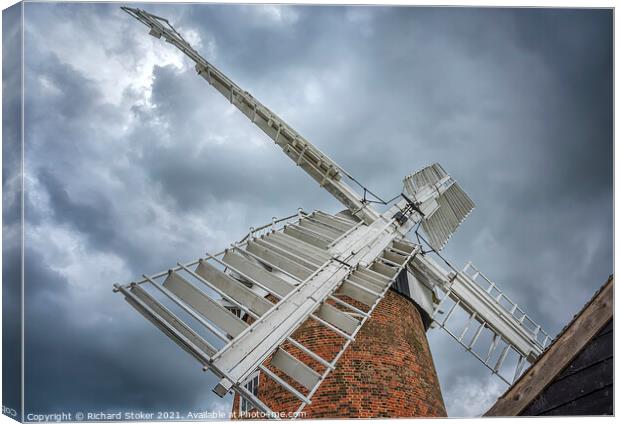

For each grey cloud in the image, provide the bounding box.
[3,2,23,418]
[38,168,116,249]
[23,247,227,415]
[132,63,341,213]
[2,238,22,418]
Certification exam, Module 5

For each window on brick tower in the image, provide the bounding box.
[239,371,260,415]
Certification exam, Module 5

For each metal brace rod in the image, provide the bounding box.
[468,322,486,350]
[485,334,500,364]
[512,355,526,383]
[442,299,460,326]
[459,312,477,342]
[494,344,511,373]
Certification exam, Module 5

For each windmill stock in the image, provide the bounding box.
[114,7,551,418]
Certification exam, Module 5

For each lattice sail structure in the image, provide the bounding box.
[410,254,551,384]
[115,209,421,416]
[115,7,552,417]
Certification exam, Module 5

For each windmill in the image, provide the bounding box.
[114,7,551,418]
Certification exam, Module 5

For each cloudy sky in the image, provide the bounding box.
[3,2,612,419]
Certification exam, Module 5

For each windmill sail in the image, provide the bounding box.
[115,209,420,416]
[403,163,475,251]
[410,253,551,384]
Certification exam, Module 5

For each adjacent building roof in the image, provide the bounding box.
[485,275,614,416]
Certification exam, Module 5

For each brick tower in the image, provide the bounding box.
[231,289,446,419]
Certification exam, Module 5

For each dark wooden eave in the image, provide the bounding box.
[484,275,614,417]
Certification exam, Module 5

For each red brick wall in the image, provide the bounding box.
[231,290,446,419]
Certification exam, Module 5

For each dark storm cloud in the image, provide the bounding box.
[138,64,332,211]
[3,2,23,418]
[23,247,228,415]
[14,3,613,418]
[38,168,116,248]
